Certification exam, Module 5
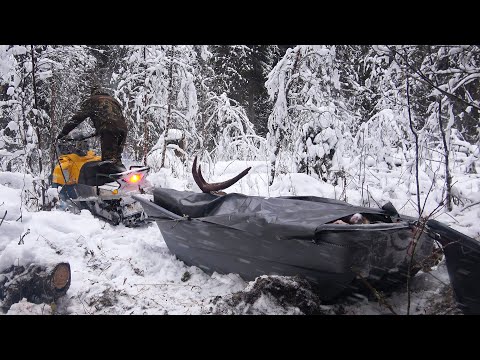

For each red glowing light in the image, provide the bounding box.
[128,174,141,183]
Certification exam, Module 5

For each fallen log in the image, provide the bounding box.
[0,262,71,312]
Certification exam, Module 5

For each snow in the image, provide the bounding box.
[0,169,251,314]
[1,44,478,315]
[1,159,478,315]
[7,299,54,315]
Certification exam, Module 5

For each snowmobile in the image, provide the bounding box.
[51,136,151,227]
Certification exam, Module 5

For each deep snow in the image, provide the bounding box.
[0,159,478,315]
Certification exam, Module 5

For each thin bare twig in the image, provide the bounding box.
[422,271,449,287]
[98,264,112,276]
[397,199,411,213]
[406,217,428,315]
[441,211,460,224]
[460,201,480,213]
[355,272,398,315]
[133,283,202,290]
[422,164,438,214]
[420,173,438,217]
[79,296,92,315]
[18,228,30,245]
[0,210,7,227]
[387,46,480,112]
[405,186,454,315]
[365,187,381,208]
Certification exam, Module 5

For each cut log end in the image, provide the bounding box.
[52,263,70,290]
[1,262,72,312]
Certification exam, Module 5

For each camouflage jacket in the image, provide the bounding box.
[60,93,128,137]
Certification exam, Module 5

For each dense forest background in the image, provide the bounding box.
[0,45,479,214]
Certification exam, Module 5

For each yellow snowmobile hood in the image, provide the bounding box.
[52,150,101,185]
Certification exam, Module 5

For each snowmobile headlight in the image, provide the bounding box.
[127,174,142,183]
[112,189,119,195]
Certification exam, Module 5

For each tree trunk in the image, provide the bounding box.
[269,48,301,186]
[438,99,453,211]
[0,262,71,312]
[248,84,255,125]
[426,46,453,212]
[269,131,280,186]
[142,46,149,166]
[30,45,46,209]
[161,46,174,169]
[406,75,422,216]
[49,77,57,184]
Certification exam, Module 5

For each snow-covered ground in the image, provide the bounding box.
[0,159,479,315]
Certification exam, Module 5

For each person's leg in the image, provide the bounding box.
[100,129,126,169]
[113,129,127,171]
[100,130,116,162]
[116,129,127,162]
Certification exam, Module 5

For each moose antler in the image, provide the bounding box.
[192,156,251,194]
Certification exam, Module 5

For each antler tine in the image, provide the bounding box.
[198,164,207,185]
[192,155,251,193]
[192,156,206,191]
[198,164,251,193]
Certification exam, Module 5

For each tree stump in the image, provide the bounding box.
[0,262,71,312]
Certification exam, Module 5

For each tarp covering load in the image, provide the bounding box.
[135,188,436,301]
[135,188,480,313]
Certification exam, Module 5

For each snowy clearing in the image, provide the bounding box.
[1,160,477,315]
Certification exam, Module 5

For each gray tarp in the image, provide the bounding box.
[151,188,394,238]
[134,189,480,313]
[134,189,435,301]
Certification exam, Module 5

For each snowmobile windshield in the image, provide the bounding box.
[57,138,90,156]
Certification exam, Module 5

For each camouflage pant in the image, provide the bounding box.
[100,128,127,165]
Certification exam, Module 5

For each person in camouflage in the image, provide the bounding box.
[57,86,128,167]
